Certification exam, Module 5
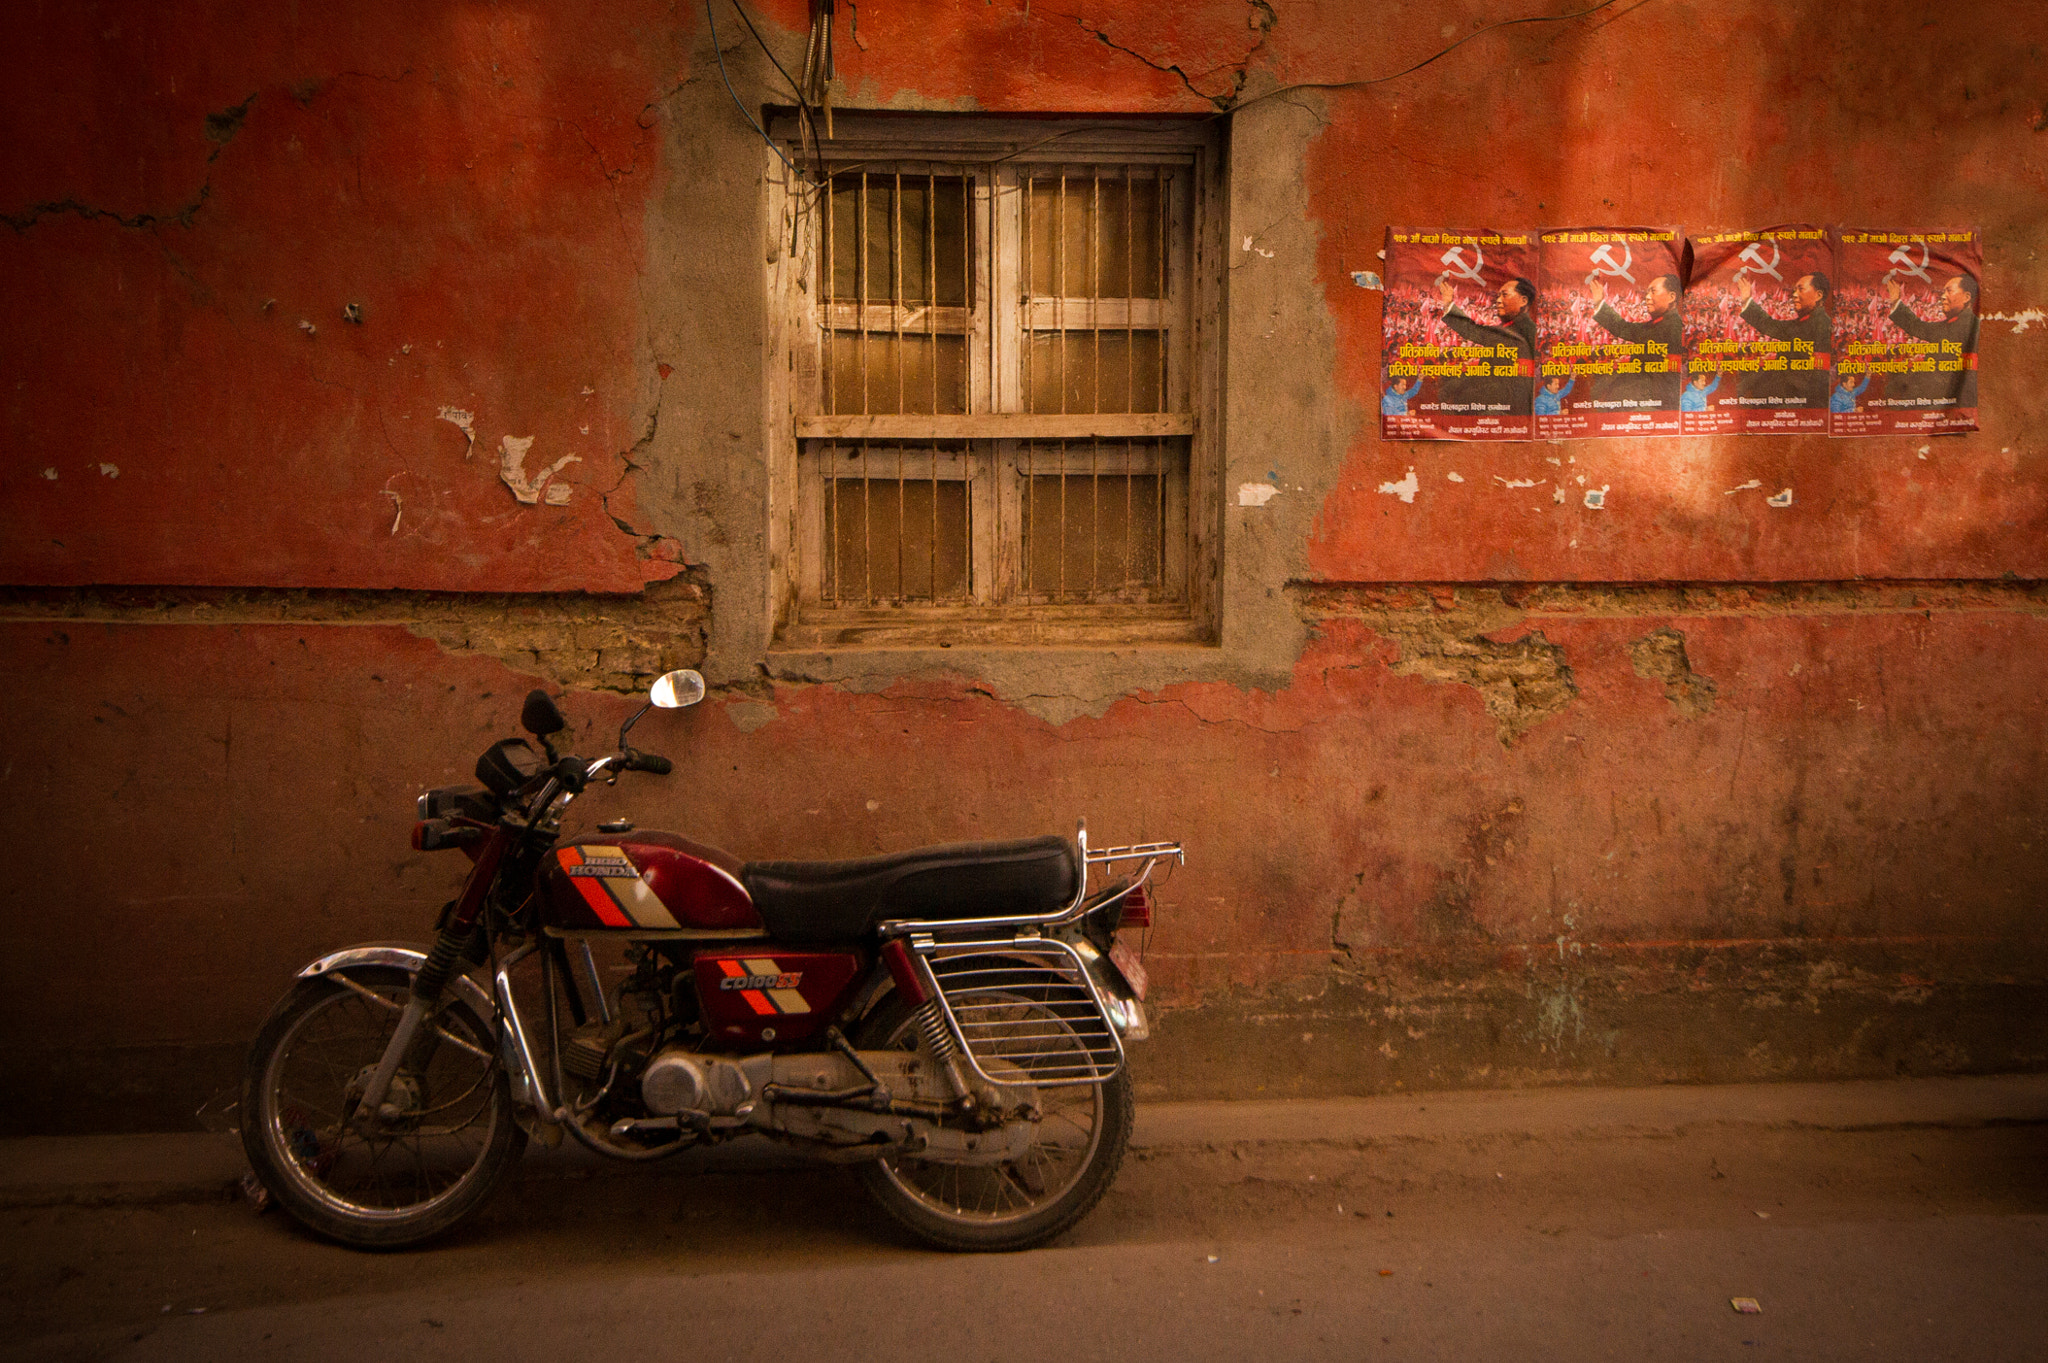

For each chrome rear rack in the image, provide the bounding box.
[911,937,1125,1088]
[877,818,1183,939]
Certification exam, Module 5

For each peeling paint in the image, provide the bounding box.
[1378,469,1420,504]
[97,463,118,478]
[1629,627,1716,718]
[1237,481,1279,506]
[1295,586,1578,745]
[1726,479,1763,495]
[1767,488,1794,508]
[40,468,58,481]
[1583,487,1608,509]
[0,578,710,695]
[1445,471,1464,482]
[1983,308,2046,333]
[436,406,477,456]
[1351,270,1382,289]
[725,699,778,733]
[1494,476,1539,489]
[498,435,580,505]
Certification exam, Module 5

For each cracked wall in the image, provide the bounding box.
[5,0,2048,1131]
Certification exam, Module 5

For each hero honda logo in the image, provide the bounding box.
[720,970,802,991]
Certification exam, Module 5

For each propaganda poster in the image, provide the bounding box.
[1830,229,1982,436]
[1683,226,1834,436]
[1535,227,1685,439]
[1380,228,1538,441]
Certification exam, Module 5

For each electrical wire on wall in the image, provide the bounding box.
[707,0,830,184]
[707,0,1638,183]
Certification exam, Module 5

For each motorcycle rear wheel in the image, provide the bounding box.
[853,989,1133,1252]
[241,965,525,1249]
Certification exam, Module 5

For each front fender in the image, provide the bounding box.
[296,942,499,1026]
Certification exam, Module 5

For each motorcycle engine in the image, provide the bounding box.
[641,1047,755,1116]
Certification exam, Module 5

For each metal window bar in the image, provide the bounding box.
[1014,165,1177,606]
[815,167,976,606]
[808,158,1185,611]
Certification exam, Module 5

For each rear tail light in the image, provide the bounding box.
[1119,883,1152,929]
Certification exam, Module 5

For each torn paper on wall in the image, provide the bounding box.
[499,435,580,506]
[437,407,478,456]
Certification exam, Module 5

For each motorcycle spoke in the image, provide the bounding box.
[873,984,1110,1229]
[258,975,508,1219]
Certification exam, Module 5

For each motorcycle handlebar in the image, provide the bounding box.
[621,749,672,776]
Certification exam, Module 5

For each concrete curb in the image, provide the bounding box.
[5,1073,2043,1209]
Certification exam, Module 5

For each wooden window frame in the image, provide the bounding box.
[765,115,1225,651]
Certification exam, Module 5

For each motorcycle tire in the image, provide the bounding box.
[241,965,525,1249]
[853,986,1133,1252]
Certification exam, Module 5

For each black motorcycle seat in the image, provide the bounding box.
[741,835,1078,943]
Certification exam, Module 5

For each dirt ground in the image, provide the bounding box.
[4,1109,2044,1362]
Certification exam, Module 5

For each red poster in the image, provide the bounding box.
[1682,226,1834,436]
[1380,227,1538,441]
[1830,229,1982,436]
[1535,228,1685,439]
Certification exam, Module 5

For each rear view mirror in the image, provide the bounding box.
[521,689,567,737]
[650,670,706,709]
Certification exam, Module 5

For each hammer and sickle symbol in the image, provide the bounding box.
[1886,240,1933,285]
[1585,240,1636,291]
[1433,243,1487,290]
[1735,240,1783,282]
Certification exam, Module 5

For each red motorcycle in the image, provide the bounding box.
[241,670,1176,1252]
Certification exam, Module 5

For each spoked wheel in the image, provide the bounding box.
[241,966,525,1248]
[853,988,1133,1252]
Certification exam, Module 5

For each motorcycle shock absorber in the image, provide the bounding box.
[915,997,977,1111]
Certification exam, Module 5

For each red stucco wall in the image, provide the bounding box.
[4,0,2045,1130]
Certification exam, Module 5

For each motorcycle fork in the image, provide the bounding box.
[355,829,512,1126]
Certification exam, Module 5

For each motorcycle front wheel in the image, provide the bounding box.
[241,965,525,1249]
[853,989,1133,1252]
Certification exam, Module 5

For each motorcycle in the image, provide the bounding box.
[241,669,1177,1252]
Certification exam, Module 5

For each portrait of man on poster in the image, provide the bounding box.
[1586,273,1683,410]
[1735,271,1833,408]
[1432,275,1538,415]
[1884,272,1979,408]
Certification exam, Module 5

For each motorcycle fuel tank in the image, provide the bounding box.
[541,832,761,933]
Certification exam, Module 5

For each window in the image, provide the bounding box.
[767,117,1223,648]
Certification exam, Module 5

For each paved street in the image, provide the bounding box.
[4,1078,2045,1361]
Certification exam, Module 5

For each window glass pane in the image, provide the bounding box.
[1027,331,1163,414]
[1025,172,1162,300]
[826,172,969,305]
[825,476,971,603]
[826,333,968,415]
[1024,472,1164,601]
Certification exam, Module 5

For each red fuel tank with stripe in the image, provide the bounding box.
[540,832,761,933]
